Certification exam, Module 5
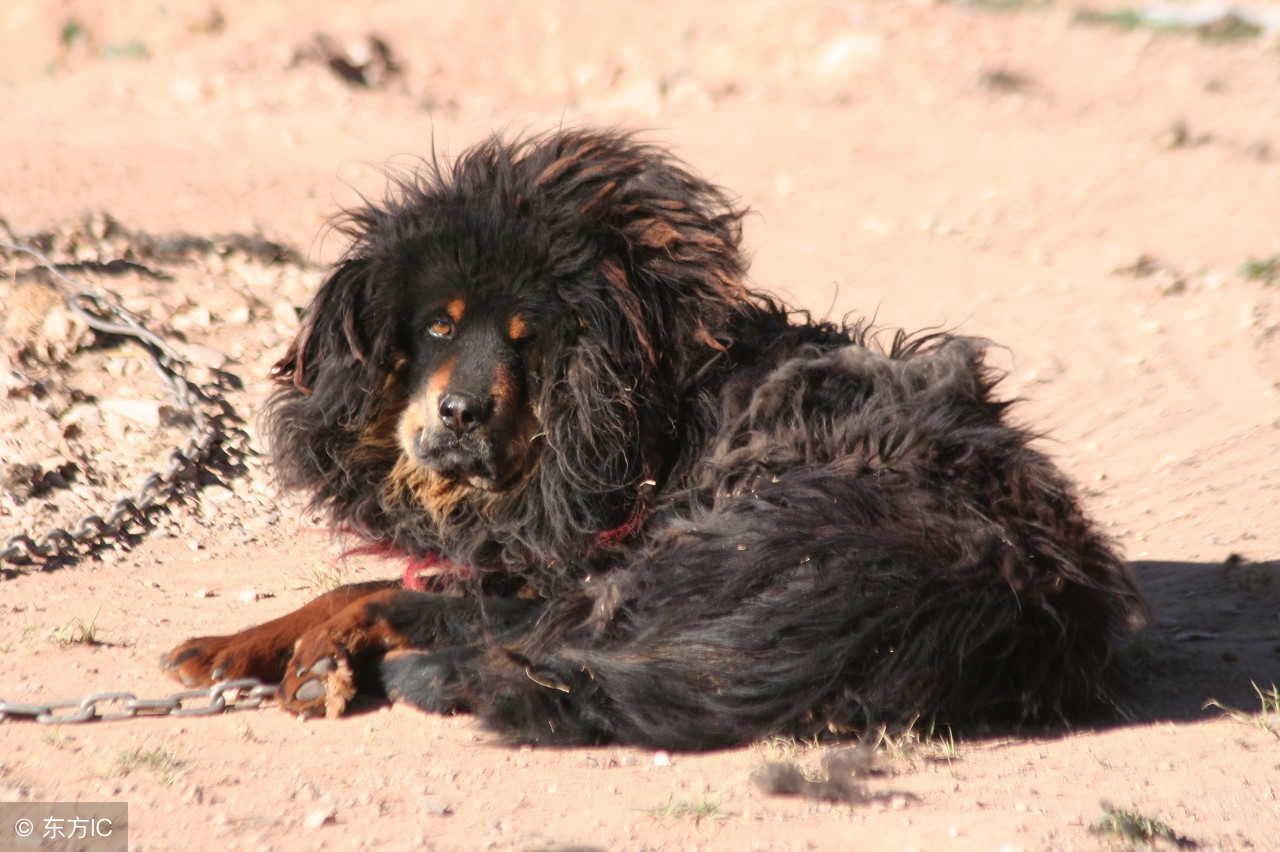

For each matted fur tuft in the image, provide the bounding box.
[262,127,1146,748]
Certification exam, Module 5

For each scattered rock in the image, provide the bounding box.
[101,398,163,429]
[421,796,453,816]
[298,33,402,88]
[183,343,231,370]
[271,302,300,334]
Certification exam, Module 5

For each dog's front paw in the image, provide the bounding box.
[281,631,357,718]
[161,635,260,687]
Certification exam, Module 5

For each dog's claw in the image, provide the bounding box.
[160,636,251,688]
[162,647,200,669]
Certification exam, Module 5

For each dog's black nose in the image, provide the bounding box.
[438,392,492,435]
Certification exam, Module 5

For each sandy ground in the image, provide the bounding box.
[1,2,1279,849]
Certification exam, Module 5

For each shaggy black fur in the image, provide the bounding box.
[173,128,1146,750]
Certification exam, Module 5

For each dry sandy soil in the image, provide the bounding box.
[2,2,1279,850]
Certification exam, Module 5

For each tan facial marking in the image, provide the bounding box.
[507,314,529,343]
[492,362,539,460]
[445,297,466,324]
[490,362,516,409]
[382,355,506,519]
[385,454,470,520]
[394,356,455,462]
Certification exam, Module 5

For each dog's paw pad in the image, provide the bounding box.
[293,679,327,704]
[299,656,338,678]
[282,640,356,719]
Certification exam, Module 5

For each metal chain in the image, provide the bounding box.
[0,679,279,724]
[1,232,279,724]
[0,236,253,568]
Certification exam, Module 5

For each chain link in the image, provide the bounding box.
[0,236,254,568]
[0,679,280,724]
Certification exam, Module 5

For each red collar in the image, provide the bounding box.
[402,550,471,591]
[348,502,652,593]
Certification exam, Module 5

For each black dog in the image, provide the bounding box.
[163,128,1146,749]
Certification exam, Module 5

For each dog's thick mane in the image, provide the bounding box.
[266,129,790,591]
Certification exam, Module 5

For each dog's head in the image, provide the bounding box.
[267,129,760,555]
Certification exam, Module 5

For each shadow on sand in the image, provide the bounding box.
[1124,559,1278,723]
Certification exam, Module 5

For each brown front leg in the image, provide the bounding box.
[278,591,544,718]
[160,581,397,687]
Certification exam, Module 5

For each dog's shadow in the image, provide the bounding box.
[1125,559,1279,723]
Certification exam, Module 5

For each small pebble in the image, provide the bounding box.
[422,796,453,816]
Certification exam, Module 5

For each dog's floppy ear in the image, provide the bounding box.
[271,256,377,395]
[526,130,752,381]
[265,253,394,514]
[518,131,760,520]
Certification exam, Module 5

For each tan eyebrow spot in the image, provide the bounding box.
[445,297,466,324]
[507,314,530,343]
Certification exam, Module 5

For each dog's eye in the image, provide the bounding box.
[427,319,455,340]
